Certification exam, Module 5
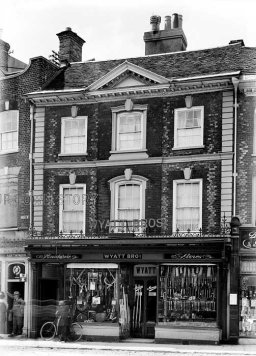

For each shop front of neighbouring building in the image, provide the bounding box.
[239,227,256,340]
[25,234,231,343]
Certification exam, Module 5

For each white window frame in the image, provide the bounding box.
[173,179,202,232]
[110,103,148,160]
[59,184,86,234]
[60,116,88,155]
[0,110,19,154]
[173,106,204,150]
[109,175,147,233]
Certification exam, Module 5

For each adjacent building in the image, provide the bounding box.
[0,36,58,334]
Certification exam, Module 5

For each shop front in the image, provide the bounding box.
[239,227,256,339]
[26,235,230,343]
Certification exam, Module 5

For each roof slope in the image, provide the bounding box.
[45,43,256,90]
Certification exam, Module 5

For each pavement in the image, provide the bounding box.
[0,334,256,355]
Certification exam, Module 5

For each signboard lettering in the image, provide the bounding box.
[166,253,213,260]
[103,253,142,260]
[34,254,81,260]
[242,232,256,249]
[134,265,157,276]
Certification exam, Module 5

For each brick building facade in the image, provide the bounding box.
[24,15,256,343]
[0,36,58,335]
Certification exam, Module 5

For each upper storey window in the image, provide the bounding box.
[0,111,18,154]
[61,117,87,155]
[110,99,148,160]
[174,107,204,149]
[117,112,142,150]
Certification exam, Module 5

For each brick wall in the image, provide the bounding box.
[0,57,57,230]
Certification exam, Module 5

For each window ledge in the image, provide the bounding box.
[0,149,19,155]
[0,227,18,231]
[172,145,205,151]
[109,150,149,161]
[58,153,88,157]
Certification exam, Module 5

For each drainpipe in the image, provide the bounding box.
[232,77,239,216]
[29,103,35,232]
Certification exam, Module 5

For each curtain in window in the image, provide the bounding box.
[177,109,201,147]
[62,187,84,233]
[118,112,142,150]
[63,119,86,154]
[176,182,200,231]
[0,111,18,151]
[117,183,140,231]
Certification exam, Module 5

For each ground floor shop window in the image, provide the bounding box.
[158,265,217,324]
[65,264,119,323]
[240,275,256,337]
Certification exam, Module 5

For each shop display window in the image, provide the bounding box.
[240,276,256,337]
[158,265,217,324]
[65,266,118,323]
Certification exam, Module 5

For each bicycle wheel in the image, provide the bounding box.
[67,322,83,342]
[40,321,56,341]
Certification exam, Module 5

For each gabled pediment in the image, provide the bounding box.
[86,61,169,91]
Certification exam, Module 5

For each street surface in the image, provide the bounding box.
[0,338,256,356]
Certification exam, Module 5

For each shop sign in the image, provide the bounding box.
[8,263,25,279]
[103,253,142,260]
[166,253,213,260]
[241,230,256,249]
[134,264,157,277]
[33,254,81,260]
[241,261,256,273]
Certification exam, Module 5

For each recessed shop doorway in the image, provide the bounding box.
[132,277,157,338]
[38,279,59,327]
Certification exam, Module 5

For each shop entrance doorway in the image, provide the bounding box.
[132,277,157,338]
[7,282,24,334]
[38,279,59,328]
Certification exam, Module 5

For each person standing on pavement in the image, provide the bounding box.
[0,291,8,334]
[8,291,25,336]
[56,300,71,342]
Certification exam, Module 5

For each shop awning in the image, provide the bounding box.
[66,263,118,269]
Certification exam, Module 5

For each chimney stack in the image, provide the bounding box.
[57,27,85,64]
[144,13,187,55]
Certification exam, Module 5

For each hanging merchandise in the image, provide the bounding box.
[158,265,217,323]
[65,267,118,322]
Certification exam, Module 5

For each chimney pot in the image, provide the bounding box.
[171,13,179,28]
[150,15,161,31]
[66,27,72,31]
[165,16,172,30]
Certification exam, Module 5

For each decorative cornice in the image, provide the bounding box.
[26,80,234,106]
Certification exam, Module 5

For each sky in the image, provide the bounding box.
[1,0,256,64]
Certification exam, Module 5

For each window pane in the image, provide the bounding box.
[176,182,200,231]
[176,108,202,148]
[117,184,141,231]
[0,111,18,151]
[63,118,86,153]
[0,183,18,228]
[62,187,84,233]
[117,112,142,150]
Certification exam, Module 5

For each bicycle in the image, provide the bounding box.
[40,316,83,341]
